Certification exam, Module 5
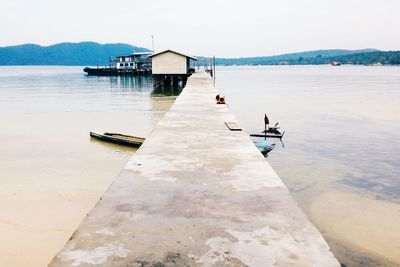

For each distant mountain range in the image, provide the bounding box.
[0,42,399,65]
[212,49,376,65]
[212,49,400,65]
[0,42,149,66]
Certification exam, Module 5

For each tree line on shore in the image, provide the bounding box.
[0,42,399,66]
[212,51,400,65]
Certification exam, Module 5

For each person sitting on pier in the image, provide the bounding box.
[215,94,226,104]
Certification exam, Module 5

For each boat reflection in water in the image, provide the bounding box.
[89,135,139,153]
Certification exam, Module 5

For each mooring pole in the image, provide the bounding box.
[213,56,216,86]
[264,114,269,133]
[151,35,155,53]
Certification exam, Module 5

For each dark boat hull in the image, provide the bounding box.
[250,133,284,138]
[83,67,151,76]
[90,132,145,147]
[84,67,118,76]
[260,147,273,155]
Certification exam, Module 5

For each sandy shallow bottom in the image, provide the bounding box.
[0,110,173,266]
[0,67,176,267]
[0,192,102,266]
[308,190,400,266]
[0,156,130,267]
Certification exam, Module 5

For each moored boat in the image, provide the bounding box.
[90,132,145,147]
[84,52,152,76]
[250,125,285,139]
[83,67,118,76]
[250,115,285,139]
[250,132,284,138]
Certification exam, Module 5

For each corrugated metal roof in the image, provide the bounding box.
[148,50,197,61]
[133,51,153,55]
[114,52,153,58]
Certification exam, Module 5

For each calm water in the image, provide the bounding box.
[0,66,179,267]
[0,66,399,267]
[217,65,400,200]
[217,65,400,267]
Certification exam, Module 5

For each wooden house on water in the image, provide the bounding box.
[149,50,197,86]
[83,49,197,84]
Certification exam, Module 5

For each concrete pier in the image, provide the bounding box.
[49,72,339,266]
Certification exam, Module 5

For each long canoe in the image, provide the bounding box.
[90,132,145,147]
[250,131,285,139]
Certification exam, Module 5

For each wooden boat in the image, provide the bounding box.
[250,126,285,138]
[83,67,151,76]
[250,132,284,138]
[90,132,145,147]
[84,67,118,76]
[251,118,285,138]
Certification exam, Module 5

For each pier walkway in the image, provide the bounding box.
[49,72,339,266]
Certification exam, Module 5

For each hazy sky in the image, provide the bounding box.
[1,0,399,57]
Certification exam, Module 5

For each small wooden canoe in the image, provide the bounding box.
[250,132,284,139]
[90,132,145,147]
[250,129,285,139]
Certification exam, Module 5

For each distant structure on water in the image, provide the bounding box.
[83,52,152,76]
[111,52,152,72]
[83,49,198,87]
[149,49,197,87]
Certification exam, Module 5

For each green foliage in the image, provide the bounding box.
[1,44,399,66]
[203,49,378,65]
[0,42,150,66]
[205,49,400,66]
[326,51,400,65]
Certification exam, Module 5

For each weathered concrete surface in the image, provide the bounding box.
[49,72,340,267]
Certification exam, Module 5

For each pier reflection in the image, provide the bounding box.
[98,75,182,139]
[150,83,182,115]
[109,76,154,92]
[152,83,183,97]
[106,76,184,97]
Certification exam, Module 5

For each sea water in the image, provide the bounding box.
[0,65,399,266]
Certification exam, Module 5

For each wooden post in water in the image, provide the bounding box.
[264,114,269,133]
[213,56,216,86]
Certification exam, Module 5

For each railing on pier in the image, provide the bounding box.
[203,56,216,85]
